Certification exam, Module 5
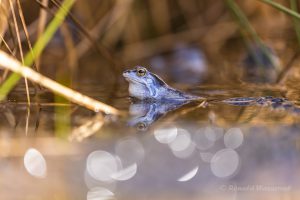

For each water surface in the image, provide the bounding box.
[1,81,300,200]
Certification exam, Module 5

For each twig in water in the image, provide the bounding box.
[69,114,104,142]
[0,51,121,115]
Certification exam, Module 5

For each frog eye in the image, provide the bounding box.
[136,122,147,131]
[136,68,146,77]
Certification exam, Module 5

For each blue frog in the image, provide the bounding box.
[123,66,202,102]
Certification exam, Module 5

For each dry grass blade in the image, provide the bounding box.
[76,9,112,58]
[149,0,170,33]
[9,0,31,105]
[50,0,122,75]
[60,22,78,76]
[0,0,11,37]
[0,51,121,115]
[0,34,13,55]
[36,0,49,71]
[101,0,133,47]
[16,0,38,71]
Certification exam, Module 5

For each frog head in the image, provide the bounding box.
[123,66,166,100]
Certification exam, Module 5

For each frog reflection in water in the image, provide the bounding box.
[128,101,190,131]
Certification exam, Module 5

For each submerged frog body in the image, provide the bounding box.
[123,66,201,101]
[223,96,300,114]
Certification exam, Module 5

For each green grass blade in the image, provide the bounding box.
[0,0,75,100]
[258,0,300,19]
[226,0,280,70]
[226,0,262,44]
[55,94,71,139]
[290,0,300,46]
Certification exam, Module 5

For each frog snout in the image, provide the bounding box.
[123,70,129,76]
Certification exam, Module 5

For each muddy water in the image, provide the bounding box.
[1,78,300,200]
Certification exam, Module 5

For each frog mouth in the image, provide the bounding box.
[123,74,144,85]
[126,78,145,85]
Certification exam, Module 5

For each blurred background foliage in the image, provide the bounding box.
[1,0,300,91]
